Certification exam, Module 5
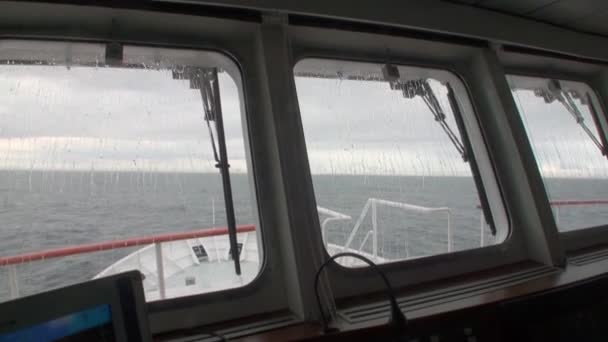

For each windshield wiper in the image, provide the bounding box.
[432,81,497,235]
[445,84,497,236]
[536,79,607,156]
[173,67,242,275]
[391,79,468,162]
[383,69,496,235]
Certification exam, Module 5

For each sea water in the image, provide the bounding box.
[1,170,607,301]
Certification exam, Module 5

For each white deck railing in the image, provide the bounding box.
[479,199,608,247]
[0,225,256,300]
[341,198,452,261]
[8,198,605,300]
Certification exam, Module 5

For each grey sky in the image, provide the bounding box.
[512,87,608,178]
[0,60,606,178]
[0,64,248,172]
[295,75,472,176]
[295,65,608,178]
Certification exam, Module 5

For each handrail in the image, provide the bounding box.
[0,224,255,267]
[478,199,608,247]
[318,206,352,246]
[477,199,608,209]
[548,200,608,206]
[344,198,452,260]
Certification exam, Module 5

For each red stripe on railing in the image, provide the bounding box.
[476,200,608,209]
[548,200,608,206]
[0,224,255,267]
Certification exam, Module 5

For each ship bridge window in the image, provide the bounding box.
[294,58,508,267]
[0,41,261,303]
[508,75,608,232]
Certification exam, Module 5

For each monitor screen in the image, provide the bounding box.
[0,271,150,342]
[0,304,115,342]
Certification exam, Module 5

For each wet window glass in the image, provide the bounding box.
[294,59,507,267]
[0,41,260,302]
[509,75,608,232]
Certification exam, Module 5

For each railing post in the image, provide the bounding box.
[154,242,166,300]
[317,207,351,249]
[321,218,328,247]
[8,265,19,299]
[344,200,372,249]
[359,231,372,252]
[372,200,378,261]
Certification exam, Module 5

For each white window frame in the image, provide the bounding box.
[288,24,558,302]
[499,48,608,252]
[0,1,586,334]
[294,58,510,262]
[0,5,298,334]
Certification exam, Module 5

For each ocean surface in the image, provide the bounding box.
[1,170,608,302]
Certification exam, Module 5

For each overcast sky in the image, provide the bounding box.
[511,87,608,178]
[0,65,247,173]
[0,63,606,178]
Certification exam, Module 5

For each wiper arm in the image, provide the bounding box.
[392,79,468,162]
[538,80,606,155]
[445,84,496,236]
[173,67,242,275]
[383,66,496,235]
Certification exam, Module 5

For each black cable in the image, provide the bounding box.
[313,252,407,339]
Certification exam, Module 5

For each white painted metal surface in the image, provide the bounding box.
[94,200,452,299]
[8,265,18,299]
[343,198,452,258]
[95,231,260,301]
[95,206,355,301]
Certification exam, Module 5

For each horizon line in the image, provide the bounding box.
[0,168,607,179]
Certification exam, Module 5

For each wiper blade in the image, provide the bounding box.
[173,67,242,275]
[445,84,496,236]
[385,71,496,235]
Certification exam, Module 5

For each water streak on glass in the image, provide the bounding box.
[509,75,608,232]
[294,59,503,267]
[0,47,259,302]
